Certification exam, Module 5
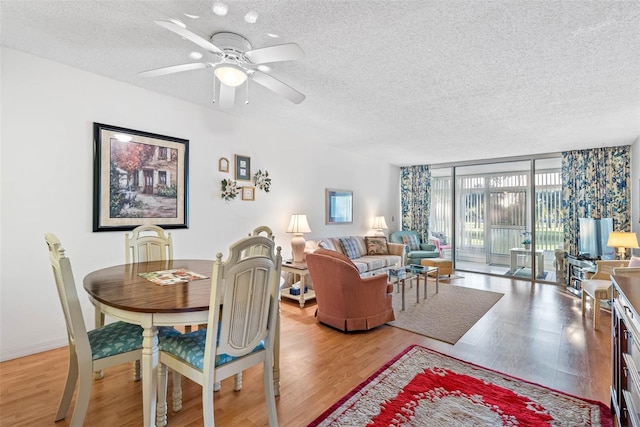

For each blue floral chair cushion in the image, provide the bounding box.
[88,321,179,360]
[159,327,264,371]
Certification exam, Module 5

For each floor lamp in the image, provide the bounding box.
[607,231,639,260]
[286,214,311,263]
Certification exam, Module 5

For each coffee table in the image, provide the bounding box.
[389,265,439,310]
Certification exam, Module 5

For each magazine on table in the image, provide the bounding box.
[139,268,208,286]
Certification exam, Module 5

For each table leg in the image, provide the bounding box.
[422,272,427,300]
[416,273,420,304]
[299,274,306,308]
[436,267,440,294]
[142,325,159,427]
[510,250,517,274]
[401,278,406,311]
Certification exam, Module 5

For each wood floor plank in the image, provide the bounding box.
[0,272,612,426]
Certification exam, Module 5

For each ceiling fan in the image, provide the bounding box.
[140,21,306,108]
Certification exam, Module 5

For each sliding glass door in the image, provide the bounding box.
[431,157,563,283]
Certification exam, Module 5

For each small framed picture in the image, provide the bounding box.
[235,154,251,181]
[218,157,229,173]
[242,186,255,201]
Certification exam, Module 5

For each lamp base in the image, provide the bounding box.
[617,247,627,260]
[291,234,306,263]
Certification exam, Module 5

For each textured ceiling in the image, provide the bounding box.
[1,1,639,166]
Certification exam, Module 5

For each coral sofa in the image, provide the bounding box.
[306,248,395,331]
[304,235,404,277]
[388,231,439,265]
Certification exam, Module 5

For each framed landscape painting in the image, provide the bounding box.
[93,123,189,231]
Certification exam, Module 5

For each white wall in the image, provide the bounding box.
[0,48,400,361]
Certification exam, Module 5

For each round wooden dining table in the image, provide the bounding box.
[83,259,282,427]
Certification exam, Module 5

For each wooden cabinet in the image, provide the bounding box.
[612,276,640,426]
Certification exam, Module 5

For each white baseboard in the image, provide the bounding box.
[0,338,67,362]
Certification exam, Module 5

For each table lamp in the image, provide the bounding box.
[286,214,311,263]
[372,216,388,236]
[607,231,639,260]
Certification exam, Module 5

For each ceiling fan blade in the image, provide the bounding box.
[250,71,305,104]
[154,21,222,55]
[244,43,305,64]
[139,62,209,77]
[218,83,236,109]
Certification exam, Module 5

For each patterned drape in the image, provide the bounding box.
[400,165,431,241]
[561,145,631,256]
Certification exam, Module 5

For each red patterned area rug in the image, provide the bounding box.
[308,345,613,427]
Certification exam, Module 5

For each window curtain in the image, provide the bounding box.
[400,165,431,241]
[561,145,631,256]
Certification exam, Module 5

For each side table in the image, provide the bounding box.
[281,261,316,308]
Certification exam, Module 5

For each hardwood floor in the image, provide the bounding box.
[0,272,612,426]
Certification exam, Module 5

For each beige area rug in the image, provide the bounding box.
[428,273,464,281]
[388,281,503,344]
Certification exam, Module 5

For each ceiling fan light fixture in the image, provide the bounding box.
[244,11,258,24]
[214,64,247,87]
[212,2,228,16]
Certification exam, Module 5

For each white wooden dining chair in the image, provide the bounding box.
[45,233,173,426]
[94,225,177,380]
[157,234,282,427]
[125,224,173,263]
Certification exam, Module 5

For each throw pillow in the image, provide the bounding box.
[431,231,448,245]
[338,237,362,259]
[365,236,389,255]
[402,234,420,251]
[314,248,356,267]
[629,256,640,267]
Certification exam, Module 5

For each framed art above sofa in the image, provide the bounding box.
[326,189,353,224]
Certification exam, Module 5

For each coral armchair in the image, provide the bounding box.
[306,248,395,331]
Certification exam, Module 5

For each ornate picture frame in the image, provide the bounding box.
[93,123,189,231]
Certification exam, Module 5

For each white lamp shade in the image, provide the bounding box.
[286,214,311,234]
[214,65,248,87]
[372,216,388,230]
[608,232,639,249]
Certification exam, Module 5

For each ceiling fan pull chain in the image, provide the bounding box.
[245,80,250,104]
